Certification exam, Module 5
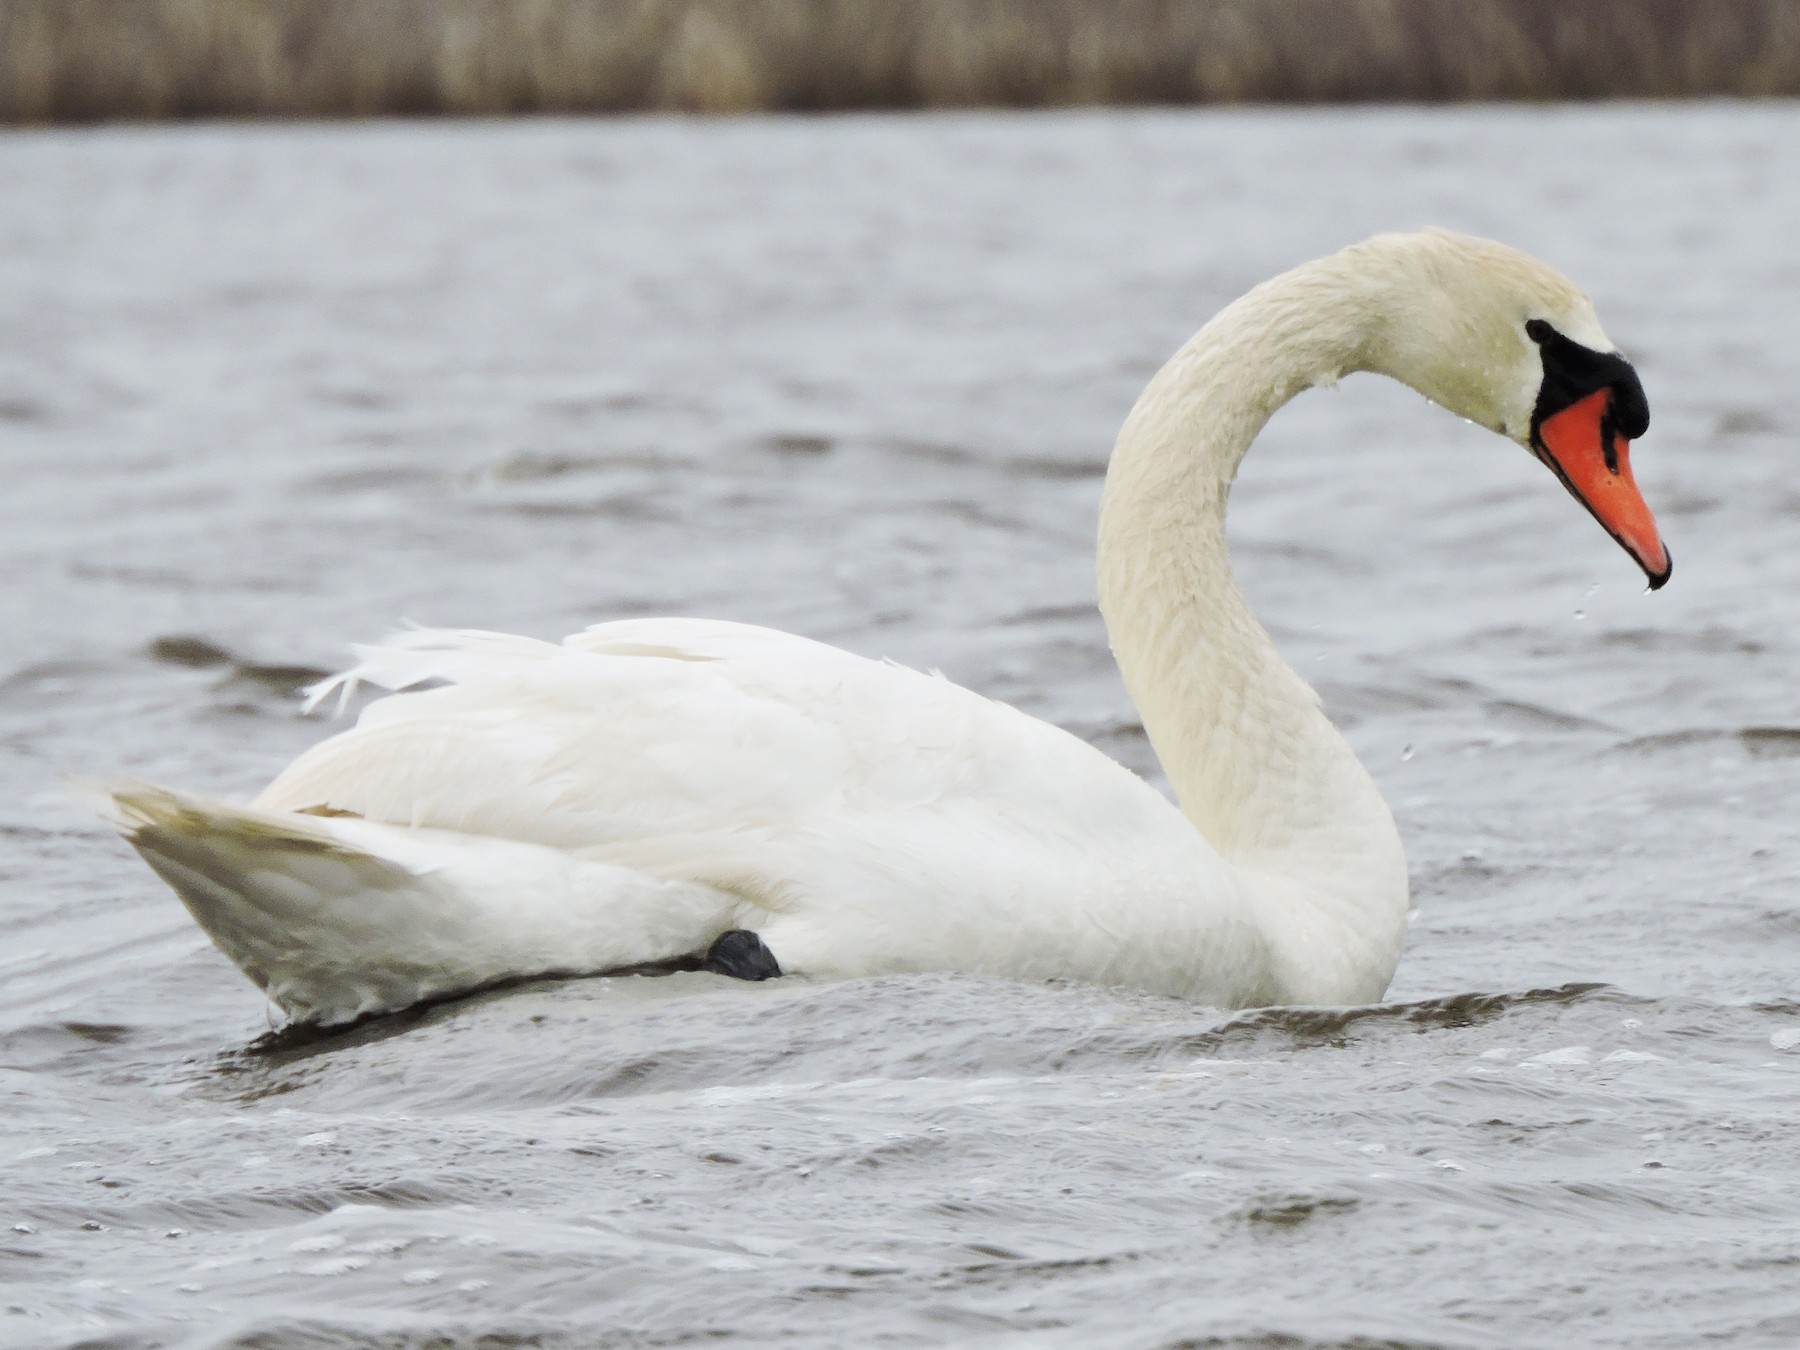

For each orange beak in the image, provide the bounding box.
[1534,387,1671,589]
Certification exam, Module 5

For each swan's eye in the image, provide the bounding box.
[1525,318,1553,344]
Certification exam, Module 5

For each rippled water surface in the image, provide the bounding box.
[4,105,1800,1349]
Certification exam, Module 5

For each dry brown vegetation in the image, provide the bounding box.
[4,0,1799,123]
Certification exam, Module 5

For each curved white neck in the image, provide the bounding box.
[1098,253,1412,1001]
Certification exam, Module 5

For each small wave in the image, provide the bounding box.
[1188,982,1619,1055]
[0,397,47,422]
[200,1317,576,1350]
[482,492,681,523]
[1614,726,1800,758]
[760,432,835,456]
[297,464,439,495]
[221,662,331,699]
[872,436,978,467]
[1481,698,1612,734]
[1738,727,1800,757]
[1595,624,1763,655]
[0,1020,138,1073]
[146,636,329,704]
[1000,602,1096,627]
[466,449,599,483]
[146,635,233,669]
[307,385,393,411]
[1001,455,1107,480]
[0,657,119,707]
[1234,1193,1360,1228]
[1715,409,1782,438]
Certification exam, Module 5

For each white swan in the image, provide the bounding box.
[104,229,1669,1027]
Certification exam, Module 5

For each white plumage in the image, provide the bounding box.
[104,230,1641,1025]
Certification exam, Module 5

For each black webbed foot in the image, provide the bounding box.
[703,929,782,981]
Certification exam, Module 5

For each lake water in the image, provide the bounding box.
[3,103,1799,1349]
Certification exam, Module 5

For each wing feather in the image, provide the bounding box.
[256,619,1238,992]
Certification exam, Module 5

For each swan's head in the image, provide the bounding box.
[1354,229,1669,589]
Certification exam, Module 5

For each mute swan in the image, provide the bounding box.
[104,229,1667,1027]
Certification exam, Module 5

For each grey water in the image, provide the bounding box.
[2,104,1798,1349]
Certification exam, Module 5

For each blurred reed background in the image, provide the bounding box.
[3,0,1798,122]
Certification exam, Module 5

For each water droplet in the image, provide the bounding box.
[1399,744,1414,761]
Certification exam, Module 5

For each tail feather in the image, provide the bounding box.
[301,627,564,715]
[97,779,739,1026]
